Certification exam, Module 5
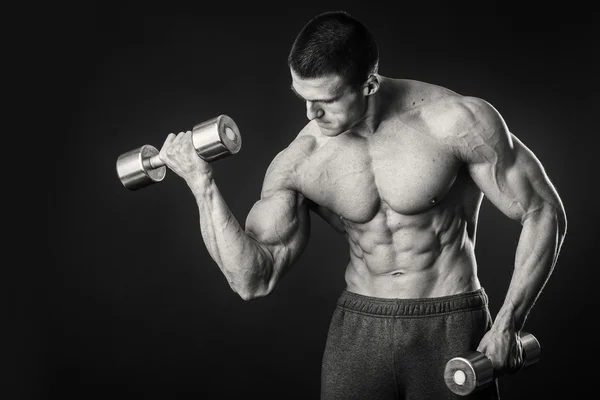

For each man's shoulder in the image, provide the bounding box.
[263,122,321,182]
[408,91,512,165]
[282,121,324,159]
[390,77,494,116]
[410,91,505,141]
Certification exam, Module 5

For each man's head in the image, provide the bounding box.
[288,11,380,136]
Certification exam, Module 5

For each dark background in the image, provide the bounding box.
[27,1,599,399]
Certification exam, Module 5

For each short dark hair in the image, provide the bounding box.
[288,11,379,87]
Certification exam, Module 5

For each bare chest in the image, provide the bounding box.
[296,128,461,222]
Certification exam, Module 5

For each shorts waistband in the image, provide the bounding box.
[337,288,488,317]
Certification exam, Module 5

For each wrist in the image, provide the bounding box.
[184,169,214,195]
[492,306,518,333]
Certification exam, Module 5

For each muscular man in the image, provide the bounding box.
[159,11,567,399]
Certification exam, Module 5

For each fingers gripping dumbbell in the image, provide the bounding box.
[116,115,241,190]
[444,332,541,396]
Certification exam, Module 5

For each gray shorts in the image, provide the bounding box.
[321,288,500,399]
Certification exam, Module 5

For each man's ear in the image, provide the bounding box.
[363,74,380,96]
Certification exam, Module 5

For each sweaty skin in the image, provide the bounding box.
[159,75,567,374]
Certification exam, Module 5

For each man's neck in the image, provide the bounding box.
[350,76,388,136]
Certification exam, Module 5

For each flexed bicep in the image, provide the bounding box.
[245,189,311,290]
[242,143,313,293]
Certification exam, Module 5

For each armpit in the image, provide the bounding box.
[307,199,346,233]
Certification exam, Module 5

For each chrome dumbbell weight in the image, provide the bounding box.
[444,332,541,396]
[116,114,241,190]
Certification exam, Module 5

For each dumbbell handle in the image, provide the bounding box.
[146,154,164,170]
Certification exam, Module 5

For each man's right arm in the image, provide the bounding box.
[186,149,311,300]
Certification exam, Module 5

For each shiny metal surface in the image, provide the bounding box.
[191,114,241,162]
[521,332,541,368]
[116,145,166,190]
[444,351,493,396]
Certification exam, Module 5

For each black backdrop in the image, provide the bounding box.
[32,1,599,399]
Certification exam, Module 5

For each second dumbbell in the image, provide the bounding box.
[444,332,541,396]
[116,114,241,190]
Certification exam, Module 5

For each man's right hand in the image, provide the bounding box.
[159,130,213,183]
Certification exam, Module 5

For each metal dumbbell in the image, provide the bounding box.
[444,332,541,396]
[116,114,241,190]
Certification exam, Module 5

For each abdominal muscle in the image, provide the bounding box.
[341,201,481,299]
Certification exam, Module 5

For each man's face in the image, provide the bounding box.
[290,70,367,136]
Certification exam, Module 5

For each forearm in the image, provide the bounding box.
[493,204,567,332]
[185,171,273,299]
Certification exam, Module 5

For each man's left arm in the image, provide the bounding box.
[454,96,567,372]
